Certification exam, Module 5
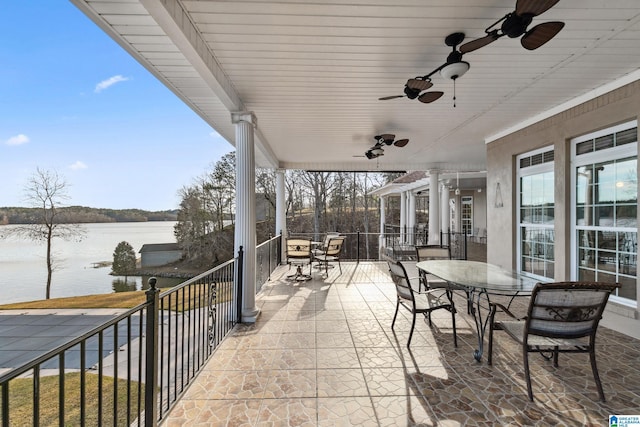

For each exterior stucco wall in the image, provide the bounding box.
[486,80,640,338]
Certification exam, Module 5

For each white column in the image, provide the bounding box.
[232,111,259,323]
[408,192,416,245]
[400,191,407,244]
[428,171,440,245]
[441,183,450,234]
[275,169,287,262]
[379,195,386,257]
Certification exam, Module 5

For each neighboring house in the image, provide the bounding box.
[139,243,182,268]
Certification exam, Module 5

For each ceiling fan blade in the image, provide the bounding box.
[393,139,409,148]
[521,21,564,50]
[459,32,499,53]
[378,134,395,145]
[515,0,559,17]
[418,91,444,104]
[378,95,404,100]
[406,78,432,91]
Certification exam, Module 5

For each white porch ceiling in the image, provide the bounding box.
[71,0,640,173]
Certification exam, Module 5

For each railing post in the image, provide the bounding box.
[144,277,159,427]
[464,233,468,260]
[268,234,272,281]
[236,246,244,323]
[356,231,361,263]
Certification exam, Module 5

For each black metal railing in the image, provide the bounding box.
[440,230,469,260]
[381,227,470,261]
[290,231,381,262]
[256,234,282,293]
[383,224,429,248]
[155,256,239,421]
[1,296,153,426]
[0,253,242,426]
[0,236,289,427]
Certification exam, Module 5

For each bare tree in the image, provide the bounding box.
[256,168,277,220]
[7,168,85,299]
[298,171,335,239]
[174,184,207,259]
[209,152,236,226]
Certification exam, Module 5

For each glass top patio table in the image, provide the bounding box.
[415,260,539,295]
[415,260,540,361]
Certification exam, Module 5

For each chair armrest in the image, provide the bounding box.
[488,302,526,333]
[407,276,424,293]
[488,302,522,321]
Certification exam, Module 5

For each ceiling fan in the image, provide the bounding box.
[379,0,564,105]
[355,134,410,159]
[379,32,470,106]
[458,0,565,54]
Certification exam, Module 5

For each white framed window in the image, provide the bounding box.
[461,196,473,236]
[517,146,555,280]
[571,121,637,303]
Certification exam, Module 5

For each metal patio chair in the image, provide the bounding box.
[285,238,313,281]
[416,245,472,313]
[487,281,620,401]
[388,259,457,348]
[313,236,345,275]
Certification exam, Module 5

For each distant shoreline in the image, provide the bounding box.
[0,206,178,225]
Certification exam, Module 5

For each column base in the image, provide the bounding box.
[241,307,261,323]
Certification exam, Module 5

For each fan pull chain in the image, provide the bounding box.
[453,79,457,107]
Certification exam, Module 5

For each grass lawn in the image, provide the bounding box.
[0,372,143,426]
[0,291,147,310]
[0,281,234,312]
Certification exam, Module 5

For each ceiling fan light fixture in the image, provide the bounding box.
[440,61,470,80]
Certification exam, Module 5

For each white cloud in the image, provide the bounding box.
[5,134,29,146]
[210,131,222,139]
[70,161,88,170]
[94,75,129,93]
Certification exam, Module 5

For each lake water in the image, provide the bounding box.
[0,222,183,304]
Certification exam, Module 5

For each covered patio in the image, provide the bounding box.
[64,1,640,424]
[163,262,640,426]
[69,0,640,337]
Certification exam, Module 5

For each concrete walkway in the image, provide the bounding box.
[0,308,132,377]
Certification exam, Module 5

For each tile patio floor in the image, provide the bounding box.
[163,261,640,426]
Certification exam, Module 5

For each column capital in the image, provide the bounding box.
[231,111,257,127]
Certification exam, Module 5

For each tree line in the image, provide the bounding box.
[0,206,178,225]
[174,151,402,265]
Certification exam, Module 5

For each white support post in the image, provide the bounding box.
[428,171,440,245]
[400,191,407,244]
[408,192,416,245]
[232,111,259,323]
[379,195,386,257]
[275,168,287,262]
[441,183,450,235]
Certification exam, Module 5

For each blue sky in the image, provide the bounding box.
[0,2,233,211]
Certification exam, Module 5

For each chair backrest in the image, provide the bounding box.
[286,238,312,260]
[324,236,345,256]
[387,260,414,302]
[415,245,451,261]
[525,281,620,339]
[322,232,341,248]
